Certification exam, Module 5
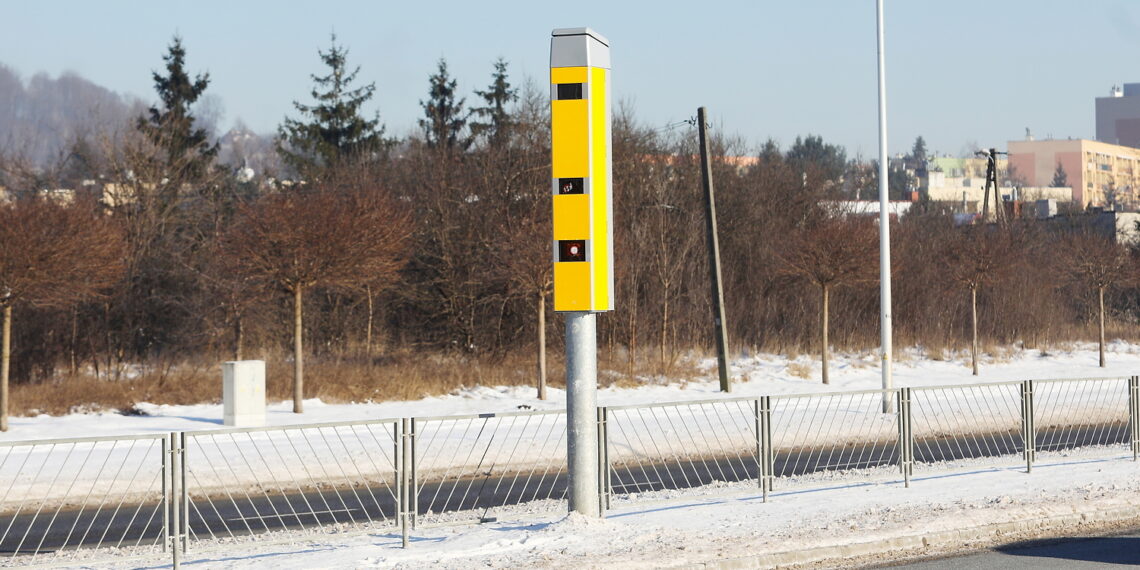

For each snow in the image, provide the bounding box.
[7,341,1139,442]
[7,342,1140,568]
[71,451,1140,569]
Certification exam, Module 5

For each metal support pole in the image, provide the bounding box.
[597,407,609,514]
[1129,376,1139,461]
[876,0,894,414]
[161,435,169,554]
[698,106,731,393]
[753,399,762,491]
[400,418,410,548]
[410,419,418,529]
[759,396,773,501]
[180,432,188,554]
[898,389,913,487]
[1021,380,1035,473]
[169,432,181,569]
[566,312,600,517]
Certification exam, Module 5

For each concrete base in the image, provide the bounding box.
[223,360,266,427]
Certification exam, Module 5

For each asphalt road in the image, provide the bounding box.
[882,529,1140,569]
[0,422,1129,557]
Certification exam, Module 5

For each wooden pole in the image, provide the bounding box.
[293,285,304,413]
[1,304,10,432]
[697,107,731,393]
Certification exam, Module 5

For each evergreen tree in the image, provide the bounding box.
[786,134,847,186]
[419,58,469,151]
[277,34,386,179]
[137,36,218,181]
[1051,161,1069,187]
[910,135,928,182]
[470,58,518,147]
[910,136,927,164]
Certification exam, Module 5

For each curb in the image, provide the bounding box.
[671,502,1140,569]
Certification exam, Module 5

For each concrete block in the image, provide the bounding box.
[223,360,266,427]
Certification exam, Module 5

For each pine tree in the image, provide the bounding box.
[470,58,517,147]
[1051,161,1069,187]
[911,136,927,165]
[419,58,469,151]
[278,34,386,179]
[910,135,928,189]
[137,36,218,181]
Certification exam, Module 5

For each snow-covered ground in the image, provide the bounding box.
[51,448,1140,569]
[7,341,1139,441]
[8,342,1140,569]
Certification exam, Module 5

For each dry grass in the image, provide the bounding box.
[786,361,813,379]
[7,346,699,418]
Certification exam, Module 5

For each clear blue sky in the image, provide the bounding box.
[2,0,1139,157]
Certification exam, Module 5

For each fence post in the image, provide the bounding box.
[161,435,169,554]
[597,407,609,514]
[410,418,418,529]
[1130,376,1139,462]
[898,389,913,487]
[753,399,761,492]
[169,432,182,569]
[759,396,773,501]
[400,418,410,548]
[1021,380,1035,473]
[180,432,189,554]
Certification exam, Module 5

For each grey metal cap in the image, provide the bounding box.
[551,27,610,69]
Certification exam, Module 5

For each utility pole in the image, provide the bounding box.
[697,107,731,393]
[876,0,894,413]
[977,147,1007,224]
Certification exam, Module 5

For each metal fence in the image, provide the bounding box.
[412,410,567,528]
[1,375,1137,567]
[0,433,168,567]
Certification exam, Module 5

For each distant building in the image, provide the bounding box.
[821,199,913,219]
[922,155,1070,211]
[1095,84,1140,148]
[1008,138,1140,209]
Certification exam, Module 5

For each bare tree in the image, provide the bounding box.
[0,196,124,430]
[480,86,552,398]
[225,169,410,412]
[1057,231,1132,367]
[778,213,878,384]
[942,225,1022,375]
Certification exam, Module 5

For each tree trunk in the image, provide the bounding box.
[293,285,304,413]
[1,305,10,432]
[1098,286,1106,368]
[628,302,637,382]
[234,313,244,361]
[69,308,79,375]
[971,286,979,376]
[660,293,669,374]
[365,284,374,355]
[537,290,547,400]
[821,284,830,385]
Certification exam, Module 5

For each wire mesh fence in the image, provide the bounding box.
[183,419,402,545]
[412,410,567,527]
[2,375,1139,567]
[0,434,167,566]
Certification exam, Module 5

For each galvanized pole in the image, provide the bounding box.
[876,0,895,413]
[170,432,181,569]
[566,312,599,516]
[697,107,731,393]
